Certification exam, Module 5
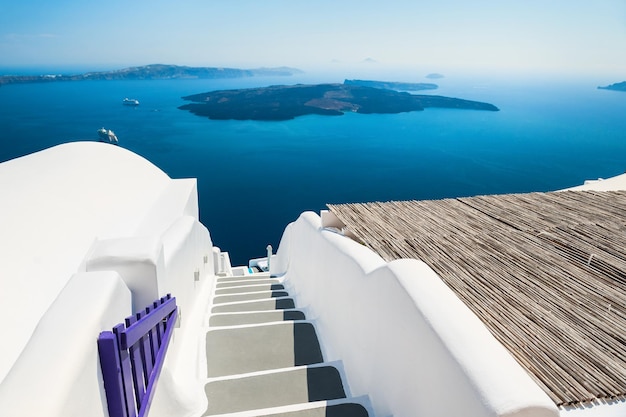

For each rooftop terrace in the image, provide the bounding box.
[329,190,626,407]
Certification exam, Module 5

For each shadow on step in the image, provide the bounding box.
[324,403,369,417]
[294,322,323,368]
[306,366,345,402]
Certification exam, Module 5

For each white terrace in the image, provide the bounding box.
[0,142,624,417]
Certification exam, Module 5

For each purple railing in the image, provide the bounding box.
[98,294,178,417]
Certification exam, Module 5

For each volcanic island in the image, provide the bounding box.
[179,82,499,121]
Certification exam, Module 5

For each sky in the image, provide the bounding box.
[1,0,625,78]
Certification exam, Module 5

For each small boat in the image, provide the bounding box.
[97,127,118,144]
[123,98,140,106]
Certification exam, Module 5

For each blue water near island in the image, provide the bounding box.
[1,72,625,265]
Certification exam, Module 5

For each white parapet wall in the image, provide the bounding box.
[0,142,215,417]
[0,271,131,417]
[564,172,626,191]
[0,142,171,384]
[86,236,165,313]
[272,211,559,417]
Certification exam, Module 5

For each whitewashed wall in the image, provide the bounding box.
[0,271,131,416]
[0,143,215,417]
[0,142,171,383]
[148,215,216,417]
[272,211,558,417]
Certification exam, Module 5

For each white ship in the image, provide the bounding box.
[123,98,140,106]
[97,127,118,144]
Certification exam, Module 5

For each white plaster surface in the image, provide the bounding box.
[86,236,165,313]
[564,173,626,191]
[0,142,214,398]
[0,142,213,417]
[0,271,131,417]
[149,273,215,417]
[134,179,200,236]
[0,142,174,383]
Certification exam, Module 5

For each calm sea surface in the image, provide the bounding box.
[1,74,625,264]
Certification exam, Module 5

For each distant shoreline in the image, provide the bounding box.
[0,64,302,85]
[598,81,626,92]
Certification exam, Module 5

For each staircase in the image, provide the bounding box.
[203,274,370,417]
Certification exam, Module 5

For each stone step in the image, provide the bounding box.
[211,298,296,313]
[205,399,370,417]
[216,275,271,284]
[205,275,369,417]
[206,321,323,377]
[215,283,285,296]
[209,310,306,327]
[216,278,281,289]
[257,402,370,417]
[213,290,289,305]
[204,366,346,416]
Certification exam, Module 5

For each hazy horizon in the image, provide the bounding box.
[0,62,621,89]
[2,1,625,81]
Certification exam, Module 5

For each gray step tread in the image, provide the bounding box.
[205,276,369,417]
[204,366,346,416]
[217,278,281,289]
[216,275,271,284]
[211,298,296,313]
[215,283,284,296]
[213,290,289,305]
[209,310,306,327]
[206,322,323,377]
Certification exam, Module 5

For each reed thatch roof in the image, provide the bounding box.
[328,190,626,407]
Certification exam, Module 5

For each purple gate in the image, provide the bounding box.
[98,294,178,417]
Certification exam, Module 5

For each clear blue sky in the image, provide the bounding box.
[1,0,625,78]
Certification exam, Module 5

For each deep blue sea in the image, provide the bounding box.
[1,72,625,265]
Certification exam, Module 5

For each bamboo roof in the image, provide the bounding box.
[328,190,626,407]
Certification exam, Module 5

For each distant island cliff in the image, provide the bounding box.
[598,81,626,91]
[0,64,302,85]
[179,82,499,121]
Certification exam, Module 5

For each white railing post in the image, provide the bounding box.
[266,244,272,273]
